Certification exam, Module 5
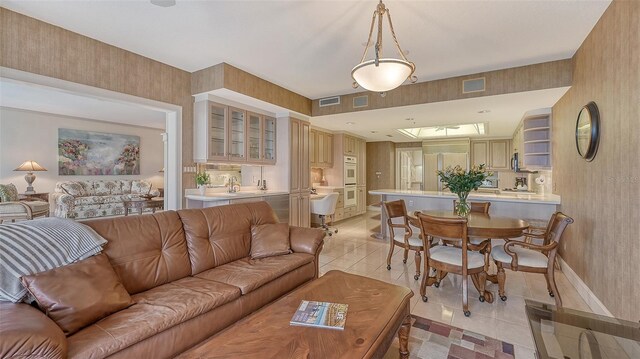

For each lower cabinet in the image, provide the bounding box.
[356,186,366,214]
[289,193,310,227]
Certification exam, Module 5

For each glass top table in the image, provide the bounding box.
[525,300,640,359]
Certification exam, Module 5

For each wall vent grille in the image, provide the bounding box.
[319,96,341,107]
[353,95,369,108]
[462,77,486,94]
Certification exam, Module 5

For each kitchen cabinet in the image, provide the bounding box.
[289,117,310,227]
[356,186,366,214]
[310,128,334,168]
[309,129,317,166]
[194,100,276,164]
[228,107,246,161]
[470,139,510,170]
[263,116,276,164]
[489,140,510,170]
[356,138,366,186]
[343,135,357,155]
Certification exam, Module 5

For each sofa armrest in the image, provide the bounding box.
[289,226,325,256]
[49,193,75,218]
[0,302,67,359]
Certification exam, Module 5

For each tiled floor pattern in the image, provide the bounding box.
[382,315,515,359]
[318,212,592,359]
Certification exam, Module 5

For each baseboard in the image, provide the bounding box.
[557,256,612,317]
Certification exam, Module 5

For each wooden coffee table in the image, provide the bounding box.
[122,198,164,216]
[178,270,414,359]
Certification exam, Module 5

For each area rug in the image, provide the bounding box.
[383,315,515,359]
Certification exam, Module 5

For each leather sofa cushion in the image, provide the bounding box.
[250,223,291,259]
[195,253,314,294]
[21,254,133,336]
[67,277,240,359]
[178,202,279,275]
[0,302,68,359]
[84,211,191,294]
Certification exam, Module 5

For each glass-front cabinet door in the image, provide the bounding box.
[208,104,227,160]
[247,112,262,162]
[228,108,246,161]
[263,116,276,164]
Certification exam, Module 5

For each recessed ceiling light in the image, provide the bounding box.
[346,122,355,125]
[477,109,491,114]
[386,134,393,138]
[405,118,414,121]
[370,131,378,133]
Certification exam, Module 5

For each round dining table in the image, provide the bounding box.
[409,210,530,303]
[413,210,530,240]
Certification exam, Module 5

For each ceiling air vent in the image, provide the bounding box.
[462,77,486,94]
[353,95,369,108]
[319,96,341,107]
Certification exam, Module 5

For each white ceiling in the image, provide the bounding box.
[1,0,611,99]
[311,87,570,142]
[0,80,166,129]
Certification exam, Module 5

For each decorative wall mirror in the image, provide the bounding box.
[575,101,600,162]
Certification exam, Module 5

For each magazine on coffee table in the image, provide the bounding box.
[290,300,348,330]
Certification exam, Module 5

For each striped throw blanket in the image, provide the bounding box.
[0,217,107,302]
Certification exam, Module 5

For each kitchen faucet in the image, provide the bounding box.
[228,176,239,193]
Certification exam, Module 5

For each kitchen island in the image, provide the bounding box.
[186,190,290,222]
[369,189,560,239]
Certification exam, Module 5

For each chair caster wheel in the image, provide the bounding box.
[422,296,428,302]
[479,296,485,302]
[434,282,440,288]
[335,229,338,234]
[414,275,420,280]
[402,259,407,264]
[328,233,332,236]
[500,295,507,301]
[549,291,555,297]
[386,265,391,270]
[464,311,471,317]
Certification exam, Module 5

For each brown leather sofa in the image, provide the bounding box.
[0,202,325,359]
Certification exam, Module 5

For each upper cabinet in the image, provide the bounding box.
[194,101,276,165]
[310,128,333,168]
[343,135,357,156]
[228,107,246,161]
[262,116,277,164]
[470,139,511,170]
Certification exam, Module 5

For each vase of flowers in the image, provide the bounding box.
[195,171,210,195]
[437,164,491,217]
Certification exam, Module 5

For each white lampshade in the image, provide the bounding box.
[351,59,414,93]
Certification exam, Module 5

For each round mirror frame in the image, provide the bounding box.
[575,101,600,162]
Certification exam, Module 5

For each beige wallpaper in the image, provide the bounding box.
[552,0,639,321]
[0,8,196,190]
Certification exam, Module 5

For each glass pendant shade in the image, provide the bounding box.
[352,59,415,93]
[351,1,416,93]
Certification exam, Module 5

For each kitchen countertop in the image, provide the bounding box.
[186,191,290,201]
[368,189,560,205]
[314,186,344,190]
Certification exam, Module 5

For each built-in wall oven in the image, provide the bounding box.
[344,156,357,207]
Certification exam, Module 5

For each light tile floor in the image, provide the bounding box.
[318,212,592,359]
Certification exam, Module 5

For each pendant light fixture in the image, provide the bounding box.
[351,0,417,94]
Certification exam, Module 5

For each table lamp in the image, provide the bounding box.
[14,160,47,194]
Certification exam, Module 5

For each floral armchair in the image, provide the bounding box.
[0,184,49,223]
[50,180,160,219]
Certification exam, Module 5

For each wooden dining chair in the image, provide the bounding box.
[416,212,492,317]
[383,200,424,280]
[442,201,492,255]
[452,200,491,215]
[491,212,574,307]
